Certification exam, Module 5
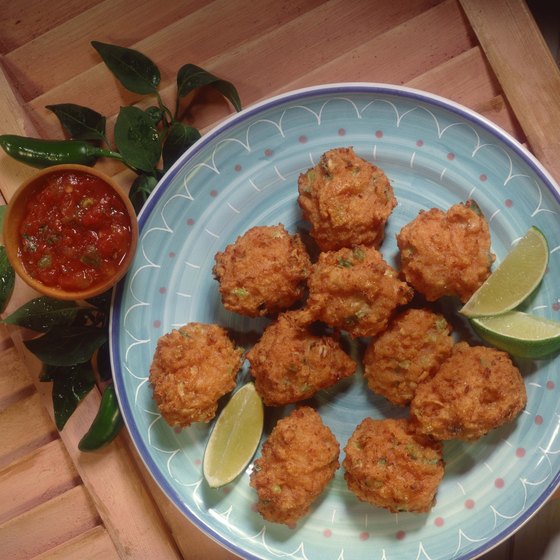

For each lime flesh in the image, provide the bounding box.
[203,382,264,488]
[460,227,549,317]
[471,311,560,359]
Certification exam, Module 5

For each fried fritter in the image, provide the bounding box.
[364,308,454,406]
[246,310,356,406]
[297,147,397,251]
[306,245,413,338]
[250,406,340,525]
[213,224,311,317]
[397,200,495,302]
[343,417,444,513]
[410,341,527,441]
[150,323,243,428]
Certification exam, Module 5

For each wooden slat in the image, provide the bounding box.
[0,344,35,409]
[31,526,120,560]
[0,485,99,560]
[0,392,57,470]
[0,0,106,54]
[283,0,475,89]
[0,439,79,525]
[460,0,560,185]
[24,0,442,140]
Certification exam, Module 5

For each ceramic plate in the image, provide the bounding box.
[110,84,560,560]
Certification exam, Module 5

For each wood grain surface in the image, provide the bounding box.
[0,1,558,558]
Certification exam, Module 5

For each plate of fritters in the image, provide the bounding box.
[111,84,560,560]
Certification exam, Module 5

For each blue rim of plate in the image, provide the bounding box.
[110,83,560,560]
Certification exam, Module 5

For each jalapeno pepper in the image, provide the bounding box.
[78,384,124,451]
[0,135,121,169]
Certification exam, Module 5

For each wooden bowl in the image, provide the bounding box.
[3,164,138,301]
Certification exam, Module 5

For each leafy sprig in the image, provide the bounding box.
[0,42,241,447]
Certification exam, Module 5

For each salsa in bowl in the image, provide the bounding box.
[4,164,138,300]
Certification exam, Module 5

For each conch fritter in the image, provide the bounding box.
[343,417,444,513]
[364,308,454,406]
[246,310,356,406]
[397,200,495,302]
[297,147,397,251]
[213,224,311,317]
[250,406,340,525]
[410,341,527,441]
[150,323,243,428]
[306,245,413,338]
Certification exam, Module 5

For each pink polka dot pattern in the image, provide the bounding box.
[153,320,161,328]
[375,130,383,138]
[447,152,455,160]
[396,530,406,541]
[298,135,308,143]
[435,517,444,527]
[187,218,194,225]
[553,302,560,311]
[359,531,370,541]
[505,199,513,208]
[547,381,555,390]
[416,139,424,147]
[234,164,242,172]
[338,128,346,136]
[210,190,218,197]
[516,448,526,458]
[168,251,175,258]
[535,415,544,425]
[495,478,505,489]
[264,148,273,157]
[465,499,475,509]
[323,529,332,538]
[159,287,167,294]
[480,174,488,181]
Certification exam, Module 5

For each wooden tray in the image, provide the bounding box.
[1,1,559,558]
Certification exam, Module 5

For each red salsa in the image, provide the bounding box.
[19,170,133,292]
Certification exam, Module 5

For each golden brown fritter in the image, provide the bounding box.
[246,310,356,406]
[364,308,454,406]
[306,245,413,338]
[297,147,397,251]
[396,200,495,303]
[250,406,340,525]
[213,224,311,317]
[343,417,444,513]
[150,323,243,428]
[410,342,527,441]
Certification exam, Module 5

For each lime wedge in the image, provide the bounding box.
[471,311,560,359]
[460,227,548,317]
[203,382,264,488]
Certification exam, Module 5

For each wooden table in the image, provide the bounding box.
[0,1,559,558]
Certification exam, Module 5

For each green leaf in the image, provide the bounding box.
[176,64,241,112]
[145,106,165,126]
[0,247,15,314]
[128,174,158,214]
[25,325,107,366]
[2,297,79,332]
[114,106,162,173]
[42,362,96,430]
[162,122,201,171]
[46,103,106,142]
[91,41,160,95]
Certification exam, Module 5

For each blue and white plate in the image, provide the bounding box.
[110,84,560,560]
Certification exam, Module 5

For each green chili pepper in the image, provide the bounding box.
[0,246,15,313]
[78,384,124,451]
[0,134,121,169]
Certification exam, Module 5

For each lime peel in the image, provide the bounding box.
[203,382,264,488]
[471,311,560,359]
[460,227,549,318]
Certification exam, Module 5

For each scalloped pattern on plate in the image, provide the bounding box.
[111,84,560,560]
